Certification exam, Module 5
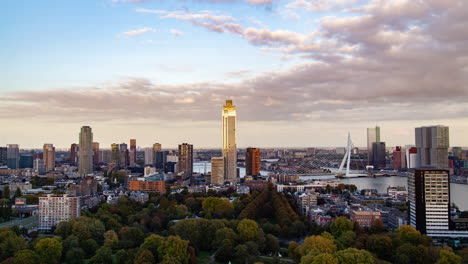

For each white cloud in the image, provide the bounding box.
[170,29,184,36]
[121,27,156,37]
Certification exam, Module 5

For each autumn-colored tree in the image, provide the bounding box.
[334,248,374,264]
[157,236,190,264]
[134,249,155,264]
[12,250,39,264]
[237,219,259,241]
[436,247,462,264]
[35,238,62,264]
[330,217,354,237]
[103,230,119,249]
[140,234,165,261]
[300,235,337,257]
[89,246,113,264]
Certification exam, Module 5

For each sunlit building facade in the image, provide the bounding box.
[222,100,237,182]
[43,143,55,172]
[78,126,94,176]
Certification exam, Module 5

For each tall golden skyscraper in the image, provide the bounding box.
[222,100,237,182]
[43,143,55,172]
[78,126,93,176]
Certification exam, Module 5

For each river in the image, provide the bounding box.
[194,162,468,211]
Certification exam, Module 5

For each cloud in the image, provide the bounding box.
[139,8,308,46]
[2,0,468,147]
[121,27,156,37]
[287,0,363,12]
[170,29,184,36]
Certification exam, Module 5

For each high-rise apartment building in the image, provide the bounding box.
[393,146,406,170]
[156,151,168,170]
[70,143,78,166]
[367,126,381,166]
[408,169,450,235]
[43,144,55,172]
[211,157,225,185]
[144,147,154,165]
[7,144,19,169]
[178,143,193,180]
[153,143,162,165]
[222,100,237,182]
[100,149,111,164]
[38,194,80,232]
[93,142,100,165]
[19,155,34,169]
[415,126,449,169]
[34,159,45,175]
[78,126,94,176]
[372,142,386,169]
[119,143,129,167]
[0,147,7,167]
[246,147,261,176]
[111,143,120,166]
[130,139,137,166]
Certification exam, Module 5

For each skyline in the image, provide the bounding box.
[2,0,468,147]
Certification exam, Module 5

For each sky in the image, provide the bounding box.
[1,0,468,149]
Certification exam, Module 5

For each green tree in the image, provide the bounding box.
[366,234,393,260]
[90,246,113,264]
[157,236,190,264]
[140,234,165,261]
[12,250,39,264]
[395,225,424,245]
[80,238,99,258]
[264,234,279,254]
[337,231,356,250]
[436,248,462,264]
[0,227,27,261]
[64,248,85,264]
[215,227,238,247]
[288,241,300,262]
[233,244,254,264]
[215,239,234,262]
[330,217,353,237]
[395,243,430,264]
[312,253,338,264]
[300,235,336,258]
[334,248,374,264]
[103,230,119,249]
[0,199,12,220]
[14,187,22,198]
[72,217,106,242]
[3,186,10,199]
[237,219,258,241]
[134,249,155,264]
[35,238,63,264]
[119,226,144,249]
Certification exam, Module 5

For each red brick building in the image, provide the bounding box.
[351,211,382,227]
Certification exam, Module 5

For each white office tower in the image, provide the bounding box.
[408,169,450,235]
[222,100,237,183]
[415,126,449,169]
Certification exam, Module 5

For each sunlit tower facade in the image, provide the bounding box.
[130,139,137,166]
[222,100,237,183]
[367,126,381,166]
[246,147,261,176]
[43,143,55,172]
[78,126,94,176]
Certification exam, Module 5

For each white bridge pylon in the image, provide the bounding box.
[337,133,366,178]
